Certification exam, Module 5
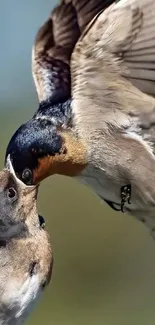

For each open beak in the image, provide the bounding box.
[5,154,38,194]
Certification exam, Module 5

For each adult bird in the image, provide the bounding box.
[5,0,155,237]
[5,1,115,190]
[70,0,155,237]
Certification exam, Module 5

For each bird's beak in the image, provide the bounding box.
[5,154,38,194]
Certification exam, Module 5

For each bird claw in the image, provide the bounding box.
[120,184,131,212]
[39,215,45,229]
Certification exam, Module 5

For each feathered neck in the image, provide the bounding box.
[33,58,73,127]
[34,97,72,128]
[42,58,71,104]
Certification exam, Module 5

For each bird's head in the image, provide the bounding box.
[0,156,39,239]
[5,0,90,186]
[5,115,87,185]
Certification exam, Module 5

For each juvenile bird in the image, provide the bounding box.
[0,156,52,324]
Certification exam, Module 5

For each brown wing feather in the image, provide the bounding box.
[122,0,155,97]
[62,0,115,32]
[32,2,80,103]
[32,0,115,103]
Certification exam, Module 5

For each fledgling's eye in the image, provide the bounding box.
[6,187,17,202]
[22,168,33,185]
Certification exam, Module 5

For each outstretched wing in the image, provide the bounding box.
[32,1,80,103]
[118,0,155,98]
[114,0,155,137]
[71,0,155,132]
[61,0,114,32]
[32,0,115,104]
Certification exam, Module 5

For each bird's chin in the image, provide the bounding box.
[33,153,87,183]
[33,156,58,184]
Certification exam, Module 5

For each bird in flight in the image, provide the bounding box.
[5,0,155,238]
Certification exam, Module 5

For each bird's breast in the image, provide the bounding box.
[76,165,143,211]
[76,165,123,205]
[0,230,52,324]
[0,272,41,325]
[76,165,155,238]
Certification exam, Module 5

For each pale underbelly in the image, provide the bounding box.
[75,166,155,237]
[0,274,42,325]
[76,166,124,206]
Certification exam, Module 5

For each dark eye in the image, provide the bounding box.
[7,187,17,201]
[22,168,33,185]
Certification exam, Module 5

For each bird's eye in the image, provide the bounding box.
[7,187,17,202]
[22,168,33,185]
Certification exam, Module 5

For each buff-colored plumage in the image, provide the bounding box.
[31,0,155,236]
[71,0,155,237]
[0,157,52,324]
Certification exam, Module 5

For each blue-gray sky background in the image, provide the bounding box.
[0,0,57,107]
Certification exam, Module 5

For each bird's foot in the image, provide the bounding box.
[39,215,45,229]
[120,184,131,213]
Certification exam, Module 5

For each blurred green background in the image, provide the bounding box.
[1,1,155,325]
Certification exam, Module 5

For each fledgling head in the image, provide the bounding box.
[0,156,39,239]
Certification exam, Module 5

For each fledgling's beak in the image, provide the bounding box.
[0,156,41,239]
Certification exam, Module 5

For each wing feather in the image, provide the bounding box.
[119,0,155,97]
[71,0,155,136]
[32,0,115,103]
[32,2,80,103]
[61,0,114,31]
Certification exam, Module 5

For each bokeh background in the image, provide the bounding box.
[1,1,155,324]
